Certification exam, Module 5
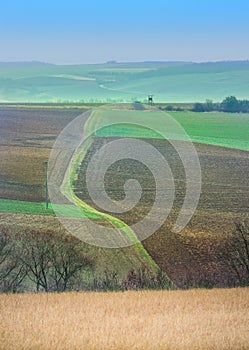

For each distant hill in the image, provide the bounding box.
[1,59,248,68]
[0,60,248,103]
[0,61,54,67]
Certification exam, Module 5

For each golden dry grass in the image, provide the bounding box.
[0,288,249,350]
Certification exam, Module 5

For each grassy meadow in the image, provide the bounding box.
[1,288,249,350]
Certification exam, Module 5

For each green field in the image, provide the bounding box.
[88,108,249,151]
[1,61,249,103]
[0,199,101,219]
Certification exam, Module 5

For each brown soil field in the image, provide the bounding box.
[0,107,87,201]
[1,288,249,350]
[76,137,249,216]
[0,106,160,282]
[75,137,249,287]
[1,107,248,287]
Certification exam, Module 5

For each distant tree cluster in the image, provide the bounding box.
[164,105,184,112]
[193,96,249,113]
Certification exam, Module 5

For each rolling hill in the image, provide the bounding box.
[0,60,249,103]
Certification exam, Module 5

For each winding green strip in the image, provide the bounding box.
[0,199,54,216]
[0,199,100,218]
[60,109,159,272]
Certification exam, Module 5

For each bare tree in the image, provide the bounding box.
[20,230,93,292]
[20,231,52,292]
[219,221,249,286]
[0,228,26,292]
[49,233,93,292]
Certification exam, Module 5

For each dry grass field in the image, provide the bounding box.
[0,288,249,350]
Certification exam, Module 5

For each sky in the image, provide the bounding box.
[0,0,249,64]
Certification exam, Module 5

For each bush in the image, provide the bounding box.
[121,268,175,291]
[193,103,206,112]
[221,96,240,112]
[192,96,249,113]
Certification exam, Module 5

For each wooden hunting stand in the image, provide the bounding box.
[148,95,154,105]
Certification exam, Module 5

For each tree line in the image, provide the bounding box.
[193,96,249,113]
[0,229,93,293]
[0,228,173,293]
[1,222,249,293]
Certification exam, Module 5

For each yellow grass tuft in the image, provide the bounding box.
[0,288,249,349]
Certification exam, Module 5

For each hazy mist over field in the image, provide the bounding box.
[0,60,249,103]
[1,0,248,103]
[0,0,249,103]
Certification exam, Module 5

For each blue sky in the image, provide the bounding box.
[0,0,249,64]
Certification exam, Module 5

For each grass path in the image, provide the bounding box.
[0,199,100,218]
[58,108,159,270]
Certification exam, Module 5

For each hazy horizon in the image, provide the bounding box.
[0,59,249,66]
[1,0,249,65]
